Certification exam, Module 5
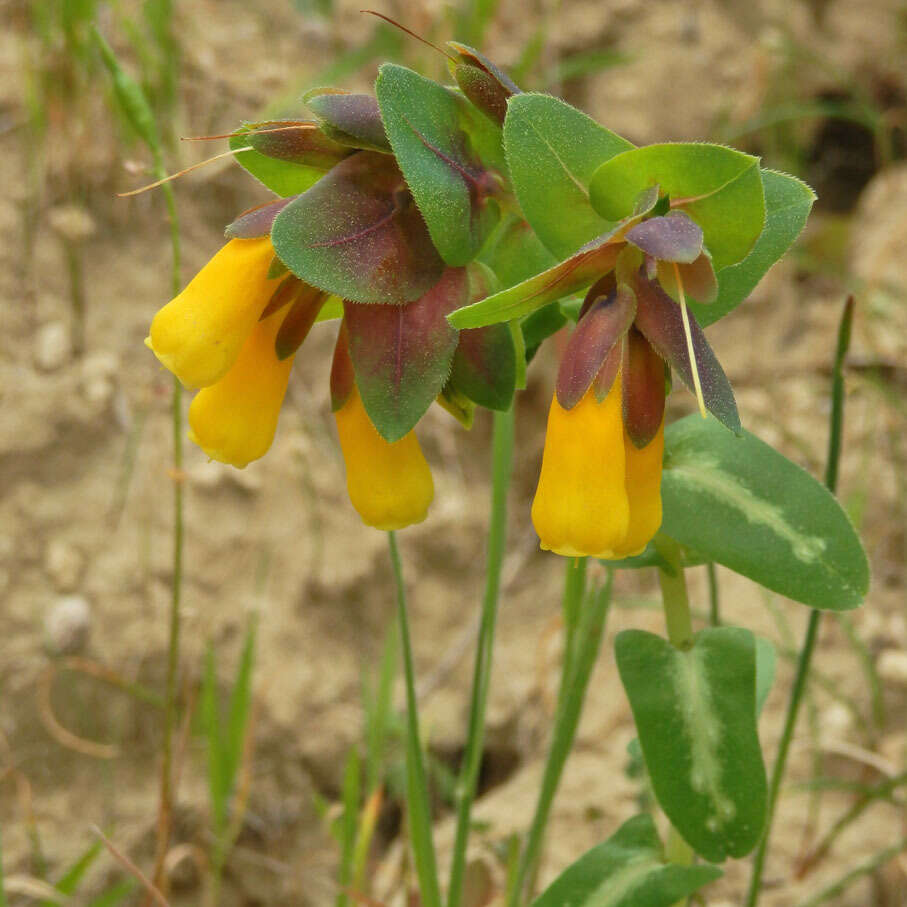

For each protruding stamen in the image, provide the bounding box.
[117,147,252,197]
[673,261,707,418]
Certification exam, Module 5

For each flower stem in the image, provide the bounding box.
[706,562,720,627]
[745,296,854,907]
[447,406,515,907]
[558,557,587,710]
[387,531,442,907]
[507,565,613,907]
[654,535,693,649]
[149,177,183,898]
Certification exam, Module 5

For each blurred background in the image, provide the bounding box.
[2,0,906,903]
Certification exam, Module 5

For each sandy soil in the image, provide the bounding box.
[1,0,905,904]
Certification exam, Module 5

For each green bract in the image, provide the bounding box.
[694,168,816,326]
[376,63,502,266]
[589,143,765,271]
[229,125,325,197]
[504,93,634,257]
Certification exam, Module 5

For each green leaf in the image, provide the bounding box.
[616,628,767,862]
[530,814,722,907]
[589,143,765,271]
[479,213,557,290]
[521,302,566,363]
[272,152,444,303]
[755,636,776,717]
[229,125,325,197]
[449,323,516,411]
[691,169,816,327]
[376,64,500,266]
[93,28,161,156]
[504,93,634,258]
[662,416,869,610]
[201,643,229,834]
[223,617,256,803]
[41,839,103,905]
[338,748,361,906]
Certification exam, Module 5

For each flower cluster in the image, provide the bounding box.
[146,46,747,561]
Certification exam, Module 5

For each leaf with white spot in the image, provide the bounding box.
[662,416,869,610]
[616,628,767,862]
[530,814,722,907]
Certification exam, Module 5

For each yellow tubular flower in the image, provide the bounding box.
[531,378,630,558]
[187,306,295,468]
[614,419,665,558]
[147,237,280,389]
[334,385,434,531]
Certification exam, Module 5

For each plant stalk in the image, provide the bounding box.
[507,566,613,907]
[149,176,183,899]
[745,296,854,907]
[387,531,442,907]
[447,405,515,907]
[655,536,694,649]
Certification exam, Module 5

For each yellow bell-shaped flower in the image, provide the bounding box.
[617,418,664,557]
[147,237,280,389]
[531,375,664,559]
[187,305,295,468]
[532,378,630,558]
[334,385,434,531]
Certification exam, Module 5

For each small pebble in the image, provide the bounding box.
[45,594,92,655]
[876,650,907,687]
[820,703,853,740]
[34,321,71,371]
[80,352,119,406]
[44,539,85,592]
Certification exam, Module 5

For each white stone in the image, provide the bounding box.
[44,539,85,592]
[80,352,119,406]
[876,650,907,687]
[821,703,853,740]
[34,321,71,371]
[44,594,91,655]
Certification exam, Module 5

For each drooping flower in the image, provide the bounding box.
[147,232,328,468]
[517,191,742,560]
[147,237,281,389]
[187,303,299,469]
[331,321,434,530]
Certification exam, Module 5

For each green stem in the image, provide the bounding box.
[557,557,587,716]
[706,562,720,627]
[387,532,442,907]
[746,296,854,907]
[655,536,693,649]
[508,567,613,907]
[151,176,183,897]
[447,406,515,907]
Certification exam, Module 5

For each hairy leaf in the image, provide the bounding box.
[271,151,444,303]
